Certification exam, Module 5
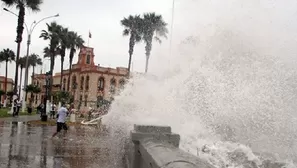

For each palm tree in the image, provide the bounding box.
[142,13,168,73]
[0,89,5,104]
[58,27,70,90]
[40,21,62,96]
[1,0,43,95]
[17,56,26,97]
[28,53,42,78]
[0,48,15,103]
[66,31,84,91]
[6,90,14,105]
[120,15,143,75]
[25,84,40,107]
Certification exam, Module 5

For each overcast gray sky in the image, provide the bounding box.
[0,0,191,79]
[1,0,297,83]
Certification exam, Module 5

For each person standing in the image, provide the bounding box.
[52,102,68,138]
[50,103,56,119]
[16,99,21,116]
[12,99,17,117]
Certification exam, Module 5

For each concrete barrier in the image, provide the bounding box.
[126,124,215,168]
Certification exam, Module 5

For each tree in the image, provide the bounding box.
[28,53,42,78]
[25,84,40,106]
[53,91,73,104]
[66,31,84,91]
[58,27,70,90]
[1,0,43,95]
[24,84,34,103]
[142,13,168,73]
[0,89,5,104]
[17,56,26,97]
[40,21,62,97]
[6,90,14,105]
[0,48,15,102]
[43,46,59,65]
[120,15,143,75]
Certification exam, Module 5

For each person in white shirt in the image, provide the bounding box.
[52,103,68,138]
[50,103,56,119]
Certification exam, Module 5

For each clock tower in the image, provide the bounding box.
[77,46,95,67]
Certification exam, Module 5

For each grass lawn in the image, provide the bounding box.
[0,108,37,118]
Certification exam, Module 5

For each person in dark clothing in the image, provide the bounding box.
[50,103,56,119]
[37,103,44,114]
[13,99,17,117]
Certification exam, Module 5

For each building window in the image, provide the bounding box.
[85,75,89,91]
[63,78,66,91]
[86,55,90,64]
[72,76,77,89]
[119,79,125,90]
[110,78,116,94]
[84,95,88,106]
[80,76,84,90]
[98,77,104,91]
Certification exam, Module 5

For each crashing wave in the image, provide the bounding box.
[198,141,293,168]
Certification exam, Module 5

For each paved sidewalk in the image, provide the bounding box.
[0,114,40,122]
[0,116,114,168]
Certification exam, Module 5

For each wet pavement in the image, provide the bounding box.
[0,115,41,122]
[0,118,113,168]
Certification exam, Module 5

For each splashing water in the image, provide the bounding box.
[102,0,297,167]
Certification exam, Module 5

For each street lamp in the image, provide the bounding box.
[3,8,59,112]
[42,71,52,121]
[22,13,59,113]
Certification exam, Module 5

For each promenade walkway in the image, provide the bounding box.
[0,116,111,168]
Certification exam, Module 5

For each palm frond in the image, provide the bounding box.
[0,48,15,62]
[123,29,130,36]
[25,0,43,11]
[154,36,162,44]
[1,0,16,6]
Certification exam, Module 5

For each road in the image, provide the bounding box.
[0,116,114,168]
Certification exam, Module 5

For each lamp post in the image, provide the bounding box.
[3,8,59,112]
[42,71,51,121]
[22,14,59,113]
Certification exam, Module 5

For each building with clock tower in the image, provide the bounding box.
[30,46,128,109]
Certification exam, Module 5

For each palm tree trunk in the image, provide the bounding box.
[144,38,153,73]
[32,66,35,79]
[60,56,64,90]
[14,43,21,95]
[48,55,55,102]
[67,50,74,91]
[14,4,25,95]
[67,59,72,91]
[128,34,135,76]
[4,61,8,101]
[145,56,150,73]
[128,53,133,76]
[18,66,23,98]
[25,91,28,101]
